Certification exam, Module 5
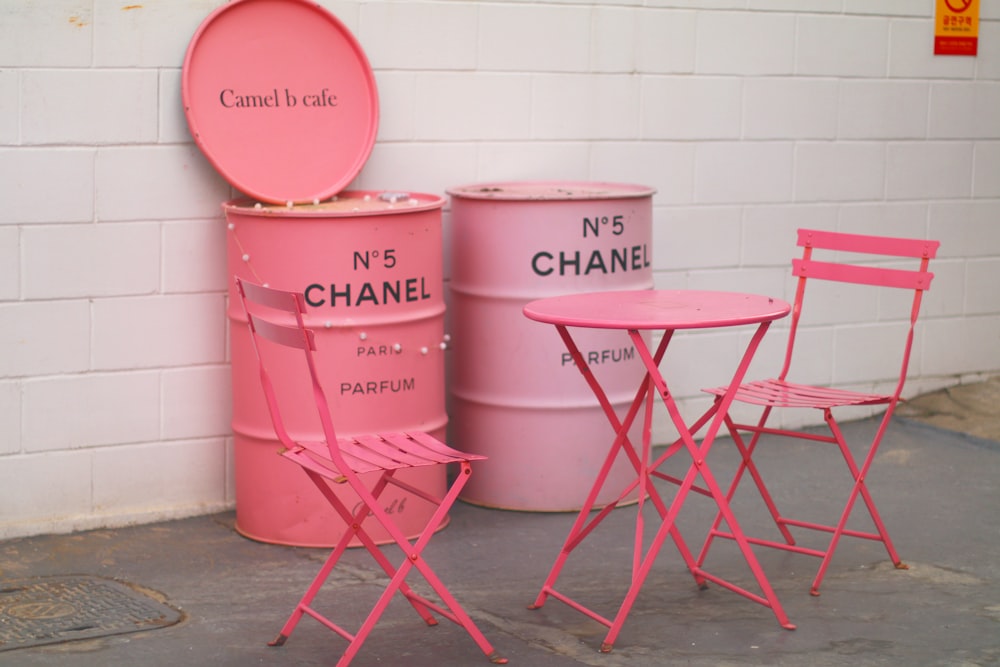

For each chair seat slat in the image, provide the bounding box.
[705,379,890,409]
[351,433,441,466]
[405,430,487,462]
[378,432,464,464]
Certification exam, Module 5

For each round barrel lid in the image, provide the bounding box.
[182,0,378,205]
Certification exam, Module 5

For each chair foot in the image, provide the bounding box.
[268,634,288,647]
[809,587,821,597]
[782,622,797,631]
[488,651,509,664]
[895,561,910,570]
[599,642,614,653]
[425,617,440,627]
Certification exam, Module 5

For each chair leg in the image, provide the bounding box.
[347,462,506,665]
[277,462,505,666]
[268,515,357,647]
[810,411,906,595]
[697,405,795,569]
[270,470,439,651]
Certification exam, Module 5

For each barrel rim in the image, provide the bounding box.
[223,190,445,217]
[446,180,656,201]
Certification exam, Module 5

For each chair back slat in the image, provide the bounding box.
[239,278,307,312]
[249,313,316,350]
[798,228,939,259]
[792,259,935,290]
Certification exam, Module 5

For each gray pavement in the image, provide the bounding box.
[1,382,998,666]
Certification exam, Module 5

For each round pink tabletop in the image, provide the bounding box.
[523,290,790,330]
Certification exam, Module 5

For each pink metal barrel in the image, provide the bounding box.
[227,191,449,547]
[447,181,655,511]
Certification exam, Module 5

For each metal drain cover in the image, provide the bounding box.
[0,575,182,651]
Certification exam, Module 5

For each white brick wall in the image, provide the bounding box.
[1,0,998,539]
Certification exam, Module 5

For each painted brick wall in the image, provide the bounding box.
[1,0,998,539]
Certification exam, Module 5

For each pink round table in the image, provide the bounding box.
[523,289,795,651]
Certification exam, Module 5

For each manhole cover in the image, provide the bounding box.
[0,575,182,651]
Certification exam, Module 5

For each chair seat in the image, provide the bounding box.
[284,432,486,479]
[704,379,891,409]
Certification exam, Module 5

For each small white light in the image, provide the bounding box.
[420,346,429,355]
[242,253,250,262]
[363,194,372,201]
[324,321,333,329]
[312,198,320,206]
[393,343,402,352]
[439,342,447,350]
[443,334,452,342]
[359,332,368,341]
[286,200,294,208]
[227,223,235,230]
[254,202,262,209]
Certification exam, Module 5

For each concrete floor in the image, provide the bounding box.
[1,383,998,667]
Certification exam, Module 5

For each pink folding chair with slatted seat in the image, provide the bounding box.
[234,277,507,667]
[696,229,939,596]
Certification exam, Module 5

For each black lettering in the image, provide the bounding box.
[329,284,351,307]
[532,251,554,276]
[611,248,627,273]
[383,280,400,304]
[356,283,378,306]
[559,251,580,276]
[584,250,608,275]
[304,284,325,307]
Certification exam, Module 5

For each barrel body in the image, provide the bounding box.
[447,182,655,511]
[227,192,448,546]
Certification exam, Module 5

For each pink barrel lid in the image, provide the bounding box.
[182,0,378,205]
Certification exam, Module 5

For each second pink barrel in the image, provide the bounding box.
[447,181,655,511]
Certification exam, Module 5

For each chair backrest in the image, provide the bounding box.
[234,277,345,466]
[779,229,940,395]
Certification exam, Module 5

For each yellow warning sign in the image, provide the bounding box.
[935,0,979,56]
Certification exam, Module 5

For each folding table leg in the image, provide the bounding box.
[529,329,702,615]
[625,326,795,637]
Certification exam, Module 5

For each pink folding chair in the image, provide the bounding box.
[234,277,507,667]
[696,229,939,596]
